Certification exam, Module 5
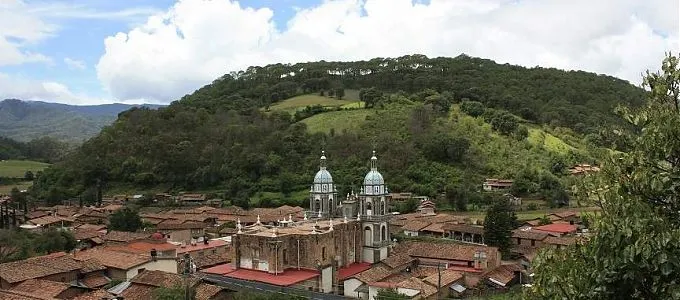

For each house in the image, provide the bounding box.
[73,208,107,225]
[73,248,177,280]
[532,223,578,236]
[9,278,86,299]
[417,200,436,215]
[569,164,600,176]
[547,211,580,224]
[103,231,152,245]
[25,215,73,230]
[0,252,83,289]
[112,270,230,300]
[156,221,207,244]
[0,289,60,299]
[511,229,550,248]
[443,224,485,244]
[484,264,525,290]
[482,179,513,191]
[401,220,431,237]
[177,193,207,205]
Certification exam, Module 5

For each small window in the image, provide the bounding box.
[531,240,535,247]
[283,249,288,264]
[138,268,146,275]
[212,249,217,254]
[322,247,326,260]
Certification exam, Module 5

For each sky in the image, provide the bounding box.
[0,0,678,105]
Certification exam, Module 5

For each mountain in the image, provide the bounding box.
[0,99,165,143]
[32,54,646,208]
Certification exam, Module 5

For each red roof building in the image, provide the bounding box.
[338,263,372,280]
[222,268,319,286]
[533,223,577,235]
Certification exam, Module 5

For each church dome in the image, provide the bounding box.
[364,170,384,185]
[313,150,333,184]
[314,169,333,184]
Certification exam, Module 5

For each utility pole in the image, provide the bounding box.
[181,253,194,300]
[437,262,442,300]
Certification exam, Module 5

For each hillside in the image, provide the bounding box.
[0,99,164,142]
[31,54,645,208]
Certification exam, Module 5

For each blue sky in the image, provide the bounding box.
[0,0,677,104]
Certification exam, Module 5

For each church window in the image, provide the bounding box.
[375,186,379,194]
[323,184,327,191]
[381,226,387,241]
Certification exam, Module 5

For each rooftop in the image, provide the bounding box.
[533,223,578,234]
[338,262,372,280]
[201,263,236,275]
[176,239,228,254]
[103,231,151,243]
[73,248,150,270]
[223,268,319,286]
[0,252,83,284]
[10,279,71,298]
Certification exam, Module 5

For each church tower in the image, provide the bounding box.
[310,151,338,218]
[359,151,391,263]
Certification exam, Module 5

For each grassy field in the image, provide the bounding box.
[300,109,374,134]
[0,160,50,178]
[268,94,359,113]
[0,181,33,194]
[527,128,577,155]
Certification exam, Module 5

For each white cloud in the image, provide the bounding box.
[63,57,86,70]
[0,73,99,104]
[0,0,159,67]
[96,0,679,103]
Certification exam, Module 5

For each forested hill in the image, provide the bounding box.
[0,99,164,143]
[32,54,646,207]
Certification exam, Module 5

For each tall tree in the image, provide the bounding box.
[531,53,680,299]
[483,198,517,257]
[108,207,143,232]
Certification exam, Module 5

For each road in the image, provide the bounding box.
[202,273,352,300]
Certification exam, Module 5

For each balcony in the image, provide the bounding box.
[360,215,391,222]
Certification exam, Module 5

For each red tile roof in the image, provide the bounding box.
[533,223,577,234]
[10,279,71,298]
[176,239,228,254]
[338,263,372,280]
[201,263,236,275]
[224,268,319,286]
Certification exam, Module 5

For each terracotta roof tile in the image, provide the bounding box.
[401,220,431,232]
[73,248,150,270]
[485,264,522,286]
[194,283,223,300]
[156,221,206,230]
[103,231,151,243]
[381,254,415,269]
[544,236,576,246]
[423,269,463,286]
[442,224,484,235]
[80,273,111,288]
[10,279,70,298]
[120,284,156,300]
[353,265,393,283]
[396,277,438,298]
[0,289,57,300]
[0,253,83,283]
[131,270,191,287]
[71,289,114,300]
[394,241,498,262]
[533,223,577,234]
[512,229,550,241]
[73,229,104,240]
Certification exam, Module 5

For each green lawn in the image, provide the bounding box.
[527,128,577,155]
[300,109,374,134]
[0,160,50,178]
[0,181,33,194]
[268,94,358,113]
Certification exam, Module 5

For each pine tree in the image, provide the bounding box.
[483,197,517,257]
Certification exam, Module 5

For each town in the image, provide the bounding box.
[0,151,593,300]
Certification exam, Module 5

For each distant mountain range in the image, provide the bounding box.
[0,99,165,143]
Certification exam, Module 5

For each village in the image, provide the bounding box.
[0,153,595,300]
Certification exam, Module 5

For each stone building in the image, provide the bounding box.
[232,151,393,293]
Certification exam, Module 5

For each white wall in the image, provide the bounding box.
[259,260,270,272]
[396,288,420,298]
[362,248,374,263]
[343,278,363,298]
[404,230,419,237]
[378,247,388,261]
[321,266,333,293]
[240,257,252,269]
[125,259,178,279]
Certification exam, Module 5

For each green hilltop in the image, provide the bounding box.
[31,54,644,209]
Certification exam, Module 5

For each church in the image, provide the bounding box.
[231,151,392,293]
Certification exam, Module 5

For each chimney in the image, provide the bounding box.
[150,249,158,262]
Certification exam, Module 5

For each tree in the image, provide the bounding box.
[446,184,468,211]
[398,197,420,214]
[359,87,383,108]
[335,88,345,100]
[24,171,34,181]
[483,198,517,257]
[376,288,409,300]
[531,54,680,299]
[154,285,194,300]
[108,207,143,232]
[460,100,485,117]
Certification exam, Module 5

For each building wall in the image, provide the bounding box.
[122,259,178,280]
[343,278,363,298]
[515,238,543,248]
[234,221,363,274]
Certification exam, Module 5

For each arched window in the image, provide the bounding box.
[315,199,320,211]
[366,202,373,216]
[381,199,387,215]
[381,225,387,241]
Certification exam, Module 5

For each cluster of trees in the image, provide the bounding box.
[0,136,69,163]
[30,55,642,208]
[0,228,77,263]
[530,54,680,298]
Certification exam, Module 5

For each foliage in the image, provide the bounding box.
[396,196,420,214]
[530,53,680,299]
[0,228,77,263]
[460,100,485,117]
[376,288,409,300]
[108,207,143,232]
[484,198,518,257]
[153,285,193,300]
[31,54,641,205]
